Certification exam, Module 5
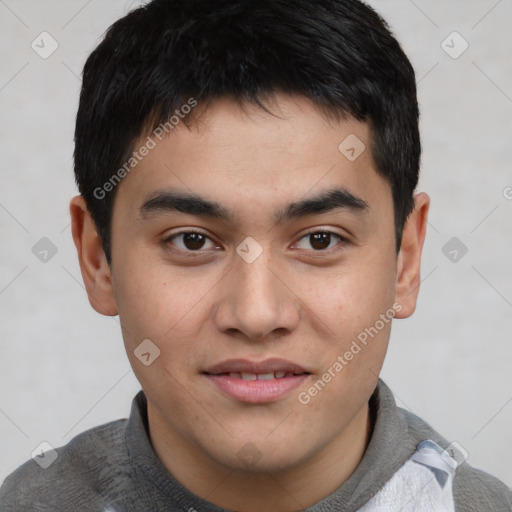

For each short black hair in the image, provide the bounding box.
[74,0,420,264]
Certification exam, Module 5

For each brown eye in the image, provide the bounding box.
[182,233,207,250]
[166,231,217,252]
[295,231,344,251]
[309,232,332,250]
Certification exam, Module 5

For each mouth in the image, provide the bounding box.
[203,358,311,403]
[205,371,308,381]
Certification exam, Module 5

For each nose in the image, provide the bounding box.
[212,247,301,342]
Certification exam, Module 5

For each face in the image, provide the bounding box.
[74,94,426,474]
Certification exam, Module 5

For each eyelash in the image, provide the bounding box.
[162,229,348,255]
[164,229,218,255]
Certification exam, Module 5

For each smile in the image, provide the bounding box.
[219,371,305,380]
[203,359,311,403]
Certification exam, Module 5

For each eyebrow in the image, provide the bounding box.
[140,191,234,222]
[139,187,369,224]
[274,187,368,224]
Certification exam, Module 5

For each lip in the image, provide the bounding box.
[204,358,308,375]
[203,358,311,404]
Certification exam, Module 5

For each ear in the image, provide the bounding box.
[394,192,430,319]
[70,195,118,316]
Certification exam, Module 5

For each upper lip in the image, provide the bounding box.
[204,358,309,375]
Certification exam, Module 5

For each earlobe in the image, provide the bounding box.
[394,192,430,319]
[70,196,118,316]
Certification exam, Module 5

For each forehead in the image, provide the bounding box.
[113,94,392,225]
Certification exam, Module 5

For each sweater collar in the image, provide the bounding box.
[125,379,416,511]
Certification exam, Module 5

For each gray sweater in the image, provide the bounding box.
[1,380,511,511]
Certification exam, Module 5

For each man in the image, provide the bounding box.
[1,0,511,510]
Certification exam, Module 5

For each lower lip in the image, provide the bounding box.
[204,374,310,403]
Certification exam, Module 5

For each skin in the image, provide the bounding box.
[71,93,429,511]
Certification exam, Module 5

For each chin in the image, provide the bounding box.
[205,436,315,475]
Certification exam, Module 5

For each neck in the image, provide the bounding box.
[148,402,372,512]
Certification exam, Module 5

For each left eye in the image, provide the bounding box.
[166,231,217,252]
[295,231,344,251]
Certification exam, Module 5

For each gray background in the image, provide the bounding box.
[1,0,511,487]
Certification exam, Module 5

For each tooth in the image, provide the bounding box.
[241,373,257,381]
[258,373,275,380]
[275,371,286,379]
[229,372,241,379]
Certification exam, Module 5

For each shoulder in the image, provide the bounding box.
[453,463,512,511]
[397,405,512,510]
[0,418,129,512]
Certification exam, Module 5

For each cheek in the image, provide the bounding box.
[296,248,397,382]
[303,252,397,326]
[111,254,218,347]
[298,273,394,425]
[111,261,214,397]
